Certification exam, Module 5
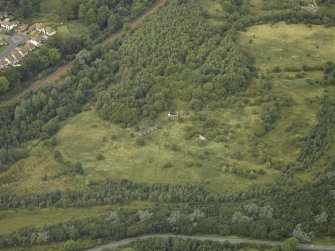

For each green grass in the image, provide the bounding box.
[0,201,155,235]
[2,240,97,251]
[239,23,335,72]
[0,105,280,194]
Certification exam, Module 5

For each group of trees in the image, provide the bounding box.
[0,179,277,210]
[128,237,259,251]
[48,0,155,40]
[0,169,334,249]
[257,0,335,26]
[297,95,335,169]
[96,0,253,125]
[0,0,40,18]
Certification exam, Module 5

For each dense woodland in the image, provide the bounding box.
[1,0,335,249]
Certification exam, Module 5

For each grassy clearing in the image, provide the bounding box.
[58,22,89,37]
[239,23,335,72]
[0,201,155,235]
[2,240,96,251]
[1,106,279,194]
[198,0,223,15]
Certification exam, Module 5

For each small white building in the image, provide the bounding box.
[168,111,179,119]
[199,135,207,141]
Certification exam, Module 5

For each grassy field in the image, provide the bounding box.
[239,23,335,72]
[0,106,279,194]
[0,201,155,235]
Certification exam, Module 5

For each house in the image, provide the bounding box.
[30,35,45,47]
[18,46,30,57]
[199,135,207,141]
[18,24,28,33]
[12,51,22,61]
[26,42,36,51]
[1,20,17,31]
[168,111,179,119]
[45,27,56,36]
[6,54,18,65]
[136,125,159,136]
[28,23,44,33]
[0,59,8,69]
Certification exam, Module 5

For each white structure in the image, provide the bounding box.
[0,59,8,69]
[45,27,56,36]
[168,112,179,119]
[199,135,207,141]
[30,35,45,47]
[28,23,44,33]
[1,20,17,31]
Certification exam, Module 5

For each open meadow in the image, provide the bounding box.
[239,23,335,72]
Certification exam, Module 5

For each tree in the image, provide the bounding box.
[88,23,100,39]
[108,14,120,33]
[123,22,131,32]
[97,6,110,28]
[64,240,79,251]
[19,0,33,18]
[0,76,9,93]
[281,237,299,251]
[74,162,84,175]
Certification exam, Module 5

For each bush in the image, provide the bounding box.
[136,138,145,146]
[162,162,173,169]
[96,153,105,160]
[74,162,84,175]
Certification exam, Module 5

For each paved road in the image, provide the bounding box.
[0,0,166,108]
[86,234,335,251]
[0,34,28,59]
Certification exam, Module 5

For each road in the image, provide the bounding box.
[0,34,28,59]
[85,234,335,251]
[0,0,166,107]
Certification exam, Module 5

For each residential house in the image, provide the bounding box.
[28,23,45,33]
[18,46,30,57]
[45,27,56,36]
[18,24,28,33]
[30,35,45,47]
[1,20,17,31]
[6,54,18,65]
[12,51,22,61]
[199,135,207,141]
[136,125,159,136]
[26,42,36,51]
[0,59,8,69]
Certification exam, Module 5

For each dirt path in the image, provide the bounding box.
[0,0,166,108]
[85,234,335,251]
